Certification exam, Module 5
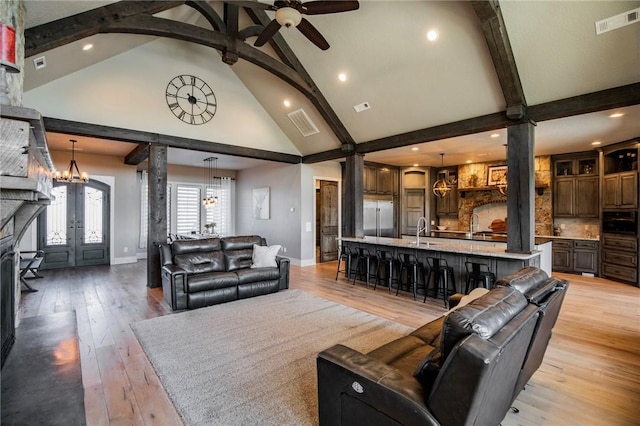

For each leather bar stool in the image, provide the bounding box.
[464,261,496,293]
[396,252,425,300]
[373,249,398,293]
[352,247,376,287]
[425,257,456,307]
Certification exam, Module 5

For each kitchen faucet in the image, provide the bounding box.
[469,213,479,238]
[416,216,428,246]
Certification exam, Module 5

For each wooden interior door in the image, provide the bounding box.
[38,180,110,269]
[404,189,425,235]
[319,180,339,262]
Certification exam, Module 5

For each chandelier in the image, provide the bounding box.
[202,156,219,207]
[55,139,89,183]
[432,153,452,198]
[497,144,508,196]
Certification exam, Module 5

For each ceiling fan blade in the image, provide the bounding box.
[301,1,359,15]
[232,1,276,11]
[297,18,330,50]
[254,19,282,47]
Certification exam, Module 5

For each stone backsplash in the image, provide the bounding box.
[553,218,600,239]
[439,156,553,235]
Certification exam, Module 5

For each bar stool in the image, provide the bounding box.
[396,252,425,300]
[464,261,496,293]
[335,244,356,281]
[374,249,397,293]
[425,257,456,307]
[352,247,376,287]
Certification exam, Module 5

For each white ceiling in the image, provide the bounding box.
[22,0,640,169]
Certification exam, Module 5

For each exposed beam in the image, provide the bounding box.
[124,143,149,165]
[185,0,225,32]
[471,1,526,117]
[244,8,355,146]
[303,83,640,164]
[528,82,640,122]
[43,117,302,164]
[237,25,264,41]
[222,2,239,64]
[24,1,184,57]
[104,14,313,98]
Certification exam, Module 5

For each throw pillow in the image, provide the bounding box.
[251,244,281,268]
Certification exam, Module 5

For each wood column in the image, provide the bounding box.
[506,121,536,253]
[147,144,167,288]
[343,153,364,237]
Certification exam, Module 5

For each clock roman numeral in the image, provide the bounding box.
[166,92,177,98]
[190,75,196,86]
[207,102,216,107]
[190,115,196,125]
[178,75,186,85]
[202,110,213,121]
[178,111,186,121]
[168,102,179,110]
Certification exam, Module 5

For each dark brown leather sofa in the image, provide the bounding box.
[317,267,568,426]
[159,235,290,310]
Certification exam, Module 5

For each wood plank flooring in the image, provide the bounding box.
[13,261,640,425]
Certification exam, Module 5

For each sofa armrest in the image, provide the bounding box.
[317,344,439,426]
[276,256,290,290]
[161,265,188,310]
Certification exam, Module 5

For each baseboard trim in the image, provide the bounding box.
[112,256,138,265]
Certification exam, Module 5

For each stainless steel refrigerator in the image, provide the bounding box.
[364,196,394,237]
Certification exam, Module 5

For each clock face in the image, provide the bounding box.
[165,74,217,125]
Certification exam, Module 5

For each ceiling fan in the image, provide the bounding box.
[236,1,360,50]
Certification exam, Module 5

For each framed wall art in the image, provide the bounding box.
[487,165,507,186]
[253,187,270,219]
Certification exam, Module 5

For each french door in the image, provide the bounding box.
[38,180,110,269]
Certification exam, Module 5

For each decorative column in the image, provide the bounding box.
[506,121,536,253]
[0,0,25,106]
[343,153,364,237]
[147,144,167,288]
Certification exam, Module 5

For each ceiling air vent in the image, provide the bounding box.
[287,108,319,137]
[595,7,640,35]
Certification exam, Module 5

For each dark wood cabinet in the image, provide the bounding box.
[552,238,598,275]
[364,164,397,195]
[552,154,598,218]
[601,233,638,285]
[436,185,458,216]
[602,172,638,209]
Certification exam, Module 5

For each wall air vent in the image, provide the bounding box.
[287,108,319,137]
[33,56,46,70]
[595,7,640,35]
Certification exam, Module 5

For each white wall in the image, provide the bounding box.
[23,38,300,155]
[236,160,342,266]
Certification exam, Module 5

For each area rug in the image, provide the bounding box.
[131,289,414,426]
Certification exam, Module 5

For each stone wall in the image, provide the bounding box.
[455,156,552,235]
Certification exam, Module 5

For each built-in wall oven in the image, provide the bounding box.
[602,211,638,236]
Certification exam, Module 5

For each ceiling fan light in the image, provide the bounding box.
[276,7,302,27]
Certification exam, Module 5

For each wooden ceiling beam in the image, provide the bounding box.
[243,8,355,146]
[185,0,225,32]
[471,1,527,118]
[24,1,185,57]
[43,117,302,164]
[528,82,640,122]
[303,83,640,164]
[124,143,150,165]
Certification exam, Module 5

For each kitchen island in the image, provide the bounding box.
[340,235,551,295]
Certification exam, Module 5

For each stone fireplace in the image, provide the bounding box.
[456,156,552,235]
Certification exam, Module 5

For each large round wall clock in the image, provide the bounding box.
[165,74,217,125]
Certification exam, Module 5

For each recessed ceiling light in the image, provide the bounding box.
[283,100,291,107]
[411,147,419,151]
[490,133,500,138]
[82,43,93,51]
[413,163,419,167]
[426,30,439,41]
[338,73,347,82]
[591,141,602,146]
[466,160,472,164]
[609,112,624,118]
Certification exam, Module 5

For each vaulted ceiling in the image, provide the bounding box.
[21,0,640,168]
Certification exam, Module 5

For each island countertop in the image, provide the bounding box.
[340,236,543,260]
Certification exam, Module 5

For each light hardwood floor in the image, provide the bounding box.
[17,261,640,425]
